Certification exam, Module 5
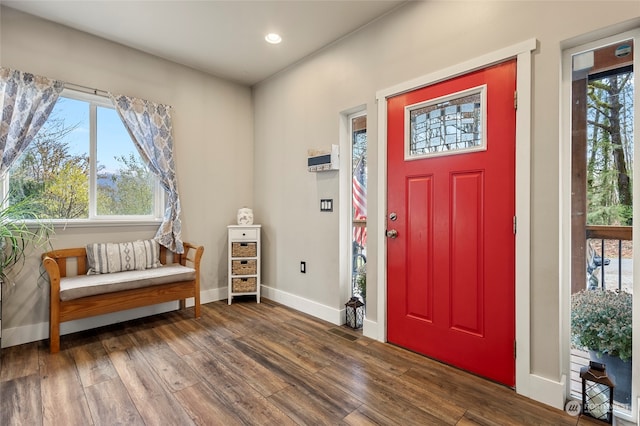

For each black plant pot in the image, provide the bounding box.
[589,351,632,407]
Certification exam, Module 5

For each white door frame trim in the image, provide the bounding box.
[374,38,550,405]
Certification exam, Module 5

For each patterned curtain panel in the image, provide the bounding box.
[0,67,63,177]
[109,94,183,253]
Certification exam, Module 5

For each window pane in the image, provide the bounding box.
[96,107,154,216]
[586,70,634,227]
[8,97,90,219]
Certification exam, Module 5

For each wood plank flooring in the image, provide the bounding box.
[1,299,603,425]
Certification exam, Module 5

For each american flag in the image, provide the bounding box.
[353,157,367,247]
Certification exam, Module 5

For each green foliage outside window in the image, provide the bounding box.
[586,72,634,226]
[97,153,153,216]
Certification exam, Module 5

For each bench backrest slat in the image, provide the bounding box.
[160,245,167,265]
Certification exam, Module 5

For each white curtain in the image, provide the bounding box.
[109,94,183,253]
[0,67,63,177]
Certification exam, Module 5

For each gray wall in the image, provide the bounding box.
[252,0,639,386]
[0,6,253,339]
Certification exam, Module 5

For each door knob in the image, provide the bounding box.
[386,229,398,238]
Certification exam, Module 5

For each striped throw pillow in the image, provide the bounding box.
[86,240,161,275]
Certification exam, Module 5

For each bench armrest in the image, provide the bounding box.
[42,255,62,297]
[182,242,204,271]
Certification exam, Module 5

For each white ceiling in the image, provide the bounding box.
[2,0,407,86]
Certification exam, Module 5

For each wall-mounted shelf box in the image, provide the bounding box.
[308,144,339,172]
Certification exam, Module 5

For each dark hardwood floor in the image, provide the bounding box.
[1,299,601,425]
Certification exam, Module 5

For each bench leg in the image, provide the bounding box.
[194,292,201,318]
[50,328,60,354]
[50,302,60,354]
[178,296,200,317]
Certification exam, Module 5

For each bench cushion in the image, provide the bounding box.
[60,264,196,301]
[86,240,161,274]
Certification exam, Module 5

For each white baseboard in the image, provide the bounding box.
[201,286,228,305]
[261,285,343,325]
[362,317,378,340]
[261,286,379,336]
[523,373,566,410]
[1,286,226,348]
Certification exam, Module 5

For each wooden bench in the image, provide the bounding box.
[42,242,204,353]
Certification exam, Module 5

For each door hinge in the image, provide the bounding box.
[513,216,517,234]
[514,341,517,359]
[514,91,518,110]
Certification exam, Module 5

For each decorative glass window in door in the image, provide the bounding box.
[405,86,486,159]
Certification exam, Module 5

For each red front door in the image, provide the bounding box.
[386,60,516,386]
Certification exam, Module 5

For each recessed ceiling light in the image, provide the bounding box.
[265,33,282,44]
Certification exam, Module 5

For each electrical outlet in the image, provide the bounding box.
[300,261,306,273]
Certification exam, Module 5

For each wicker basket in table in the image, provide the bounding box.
[231,259,257,275]
[231,242,257,257]
[232,277,257,292]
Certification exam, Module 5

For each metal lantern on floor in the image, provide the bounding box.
[580,361,614,423]
[345,296,364,329]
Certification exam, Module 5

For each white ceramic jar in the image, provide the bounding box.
[237,207,254,225]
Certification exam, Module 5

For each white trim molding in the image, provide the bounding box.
[375,38,543,405]
[528,374,567,410]
[362,318,378,340]
[261,285,344,325]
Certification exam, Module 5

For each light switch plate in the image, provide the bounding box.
[320,199,333,212]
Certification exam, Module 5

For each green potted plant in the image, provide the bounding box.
[356,272,366,304]
[571,289,632,405]
[354,264,366,304]
[0,197,53,350]
[0,197,53,284]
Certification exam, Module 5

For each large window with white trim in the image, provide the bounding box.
[5,89,162,221]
